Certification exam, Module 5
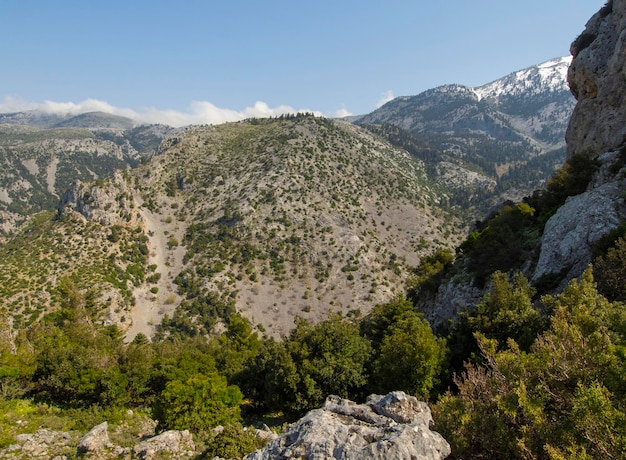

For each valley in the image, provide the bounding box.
[2,11,626,455]
[126,193,186,340]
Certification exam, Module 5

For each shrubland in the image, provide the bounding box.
[1,259,625,458]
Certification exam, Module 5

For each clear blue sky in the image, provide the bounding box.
[0,0,604,125]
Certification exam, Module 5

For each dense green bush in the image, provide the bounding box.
[407,249,455,301]
[152,373,243,433]
[242,315,371,416]
[459,202,537,287]
[446,271,546,375]
[434,270,626,459]
[527,153,600,223]
[201,423,268,459]
[371,310,446,399]
[594,233,626,301]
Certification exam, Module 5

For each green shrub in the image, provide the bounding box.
[370,310,446,399]
[458,202,537,287]
[434,270,626,459]
[202,423,268,459]
[153,373,243,433]
[594,236,626,301]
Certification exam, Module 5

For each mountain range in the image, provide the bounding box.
[0,56,577,338]
[2,2,626,457]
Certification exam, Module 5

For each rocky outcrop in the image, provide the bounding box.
[245,392,450,460]
[533,151,626,285]
[76,422,115,457]
[0,429,75,459]
[536,0,626,287]
[132,430,195,459]
[58,170,139,227]
[0,423,195,460]
[567,0,626,158]
[419,274,484,329]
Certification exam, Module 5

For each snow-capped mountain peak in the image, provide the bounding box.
[473,56,572,101]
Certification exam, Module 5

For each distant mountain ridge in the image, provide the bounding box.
[0,110,136,130]
[0,114,175,233]
[474,56,571,101]
[354,57,575,212]
[0,57,575,231]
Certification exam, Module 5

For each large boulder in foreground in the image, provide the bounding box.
[245,391,450,460]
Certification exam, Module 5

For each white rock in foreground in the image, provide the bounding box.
[245,391,450,460]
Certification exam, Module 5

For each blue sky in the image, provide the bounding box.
[0,0,604,126]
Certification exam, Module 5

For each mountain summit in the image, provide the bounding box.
[474,56,571,101]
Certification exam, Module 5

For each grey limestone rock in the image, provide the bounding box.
[245,392,450,460]
[567,0,626,159]
[76,422,114,457]
[58,171,138,227]
[533,179,626,285]
[132,429,195,459]
[3,428,74,459]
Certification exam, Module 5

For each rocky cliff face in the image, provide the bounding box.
[58,170,140,227]
[534,0,626,285]
[0,114,175,234]
[532,150,626,285]
[567,0,626,158]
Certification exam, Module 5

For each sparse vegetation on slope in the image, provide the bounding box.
[126,114,461,336]
[0,121,173,234]
[0,210,150,332]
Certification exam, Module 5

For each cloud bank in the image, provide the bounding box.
[0,96,329,127]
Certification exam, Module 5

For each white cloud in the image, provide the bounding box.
[0,96,323,127]
[376,90,395,108]
[334,107,353,118]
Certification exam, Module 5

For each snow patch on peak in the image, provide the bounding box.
[538,56,572,68]
[473,56,572,101]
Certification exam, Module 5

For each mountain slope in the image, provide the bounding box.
[45,115,462,338]
[52,111,135,130]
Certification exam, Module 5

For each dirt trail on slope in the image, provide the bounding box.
[126,196,187,341]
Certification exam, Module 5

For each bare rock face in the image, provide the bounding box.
[58,171,139,227]
[533,1,626,288]
[418,274,484,329]
[245,392,451,460]
[533,179,625,285]
[534,151,626,286]
[567,0,626,158]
